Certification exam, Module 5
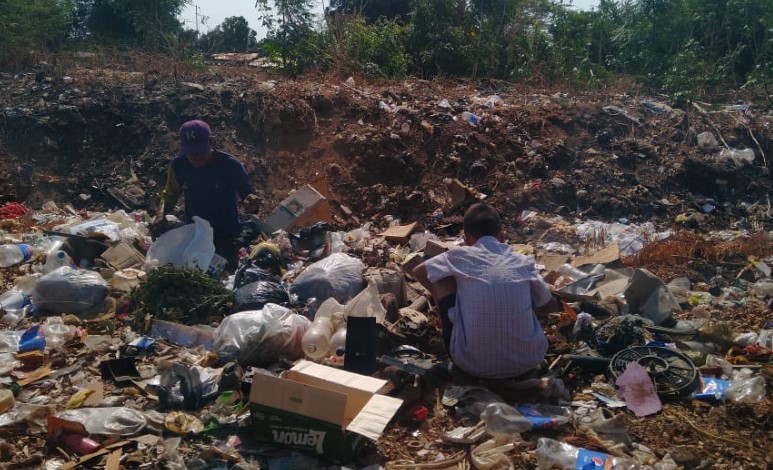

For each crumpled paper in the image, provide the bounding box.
[615,362,662,417]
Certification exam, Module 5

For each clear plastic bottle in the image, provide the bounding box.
[535,438,641,470]
[0,290,28,310]
[301,316,336,360]
[44,250,72,273]
[558,263,590,281]
[330,327,347,357]
[481,403,571,437]
[0,244,34,268]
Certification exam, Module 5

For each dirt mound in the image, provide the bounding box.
[1,65,771,232]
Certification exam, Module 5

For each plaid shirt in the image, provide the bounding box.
[426,236,552,379]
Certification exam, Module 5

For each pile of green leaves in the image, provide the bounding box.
[131,265,233,325]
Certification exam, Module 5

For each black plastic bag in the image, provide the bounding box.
[234,280,290,312]
[234,260,280,288]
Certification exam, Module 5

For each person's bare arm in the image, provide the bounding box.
[534,296,560,319]
[413,262,457,303]
[413,262,434,298]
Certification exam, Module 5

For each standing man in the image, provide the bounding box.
[155,119,257,271]
[413,203,559,380]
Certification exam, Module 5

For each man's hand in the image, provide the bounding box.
[150,212,169,239]
[243,194,261,214]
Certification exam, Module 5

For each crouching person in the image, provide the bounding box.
[414,203,559,380]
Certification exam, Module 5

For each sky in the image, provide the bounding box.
[180,0,601,39]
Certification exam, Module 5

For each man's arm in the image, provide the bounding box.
[413,262,456,303]
[530,276,560,319]
[155,164,181,223]
[233,161,260,213]
[534,296,560,319]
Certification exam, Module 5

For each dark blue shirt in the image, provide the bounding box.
[163,151,253,238]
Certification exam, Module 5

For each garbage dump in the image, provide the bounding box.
[0,79,770,470]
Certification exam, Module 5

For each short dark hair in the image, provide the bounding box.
[463,203,502,239]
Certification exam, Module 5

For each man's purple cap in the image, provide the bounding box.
[179,120,212,156]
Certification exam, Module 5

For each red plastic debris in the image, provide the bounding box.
[406,404,429,424]
[0,202,28,220]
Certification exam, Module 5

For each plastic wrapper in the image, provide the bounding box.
[343,282,386,324]
[144,216,215,272]
[575,220,671,256]
[54,407,147,436]
[726,373,766,404]
[31,267,108,316]
[213,304,310,366]
[470,439,515,469]
[158,364,204,411]
[289,253,365,304]
[233,280,290,312]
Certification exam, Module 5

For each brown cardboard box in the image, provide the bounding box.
[249,361,403,462]
[264,185,332,232]
[100,243,145,270]
[381,222,419,244]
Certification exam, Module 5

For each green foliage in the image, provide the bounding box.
[2,0,771,98]
[340,18,408,77]
[0,0,73,66]
[406,0,474,76]
[256,0,315,74]
[131,265,233,325]
[201,16,258,53]
[76,0,187,49]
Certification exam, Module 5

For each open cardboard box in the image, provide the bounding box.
[249,360,403,462]
[264,179,333,233]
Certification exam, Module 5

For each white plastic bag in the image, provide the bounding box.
[144,216,215,272]
[54,407,147,436]
[31,267,108,315]
[343,281,386,324]
[213,304,310,366]
[289,253,365,304]
[726,372,766,404]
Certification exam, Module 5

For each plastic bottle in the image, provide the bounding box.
[0,290,29,310]
[535,438,641,470]
[0,244,34,268]
[481,403,571,437]
[558,263,590,281]
[301,316,336,360]
[461,112,479,125]
[330,327,346,357]
[44,250,72,273]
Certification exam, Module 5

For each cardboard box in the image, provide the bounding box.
[264,185,332,232]
[424,239,449,258]
[381,222,418,244]
[401,253,424,277]
[249,361,403,462]
[100,243,145,270]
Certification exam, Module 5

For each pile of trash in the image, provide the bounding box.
[0,182,770,469]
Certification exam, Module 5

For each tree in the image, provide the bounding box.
[0,0,73,65]
[201,16,258,52]
[78,0,187,48]
[255,0,315,70]
[328,0,412,22]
